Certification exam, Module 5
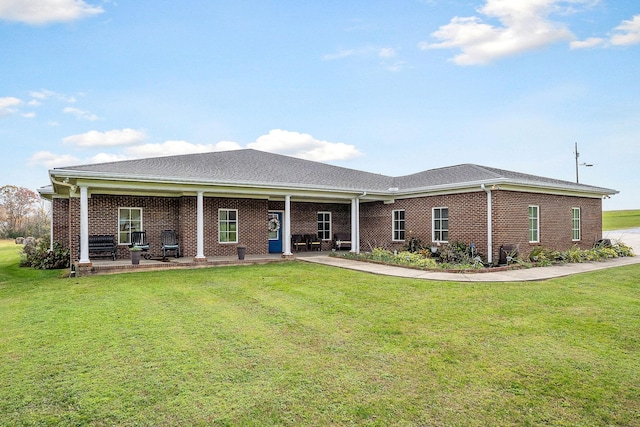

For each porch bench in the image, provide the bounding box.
[333,233,352,251]
[80,235,117,261]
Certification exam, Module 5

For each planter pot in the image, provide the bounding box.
[131,250,141,265]
[237,245,247,260]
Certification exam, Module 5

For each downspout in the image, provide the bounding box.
[481,184,492,264]
[50,177,77,193]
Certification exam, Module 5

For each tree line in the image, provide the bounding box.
[0,185,50,240]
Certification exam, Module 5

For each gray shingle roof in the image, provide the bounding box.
[53,149,617,195]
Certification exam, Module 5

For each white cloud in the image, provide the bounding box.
[0,0,104,25]
[323,49,357,60]
[29,90,52,100]
[87,153,130,164]
[29,139,242,169]
[124,140,242,158]
[0,96,22,116]
[610,15,640,46]
[29,151,127,168]
[324,46,398,61]
[571,14,640,49]
[29,89,76,103]
[381,60,408,72]
[22,112,36,118]
[570,37,604,49]
[63,107,99,121]
[378,48,396,58]
[30,130,362,171]
[247,129,363,162]
[421,0,576,65]
[62,128,147,147]
[28,151,80,168]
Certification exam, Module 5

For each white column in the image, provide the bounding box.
[482,185,493,264]
[79,186,90,265]
[283,195,292,256]
[49,200,54,251]
[195,191,206,260]
[355,197,360,254]
[350,198,359,253]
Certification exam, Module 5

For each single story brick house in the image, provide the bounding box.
[38,149,618,266]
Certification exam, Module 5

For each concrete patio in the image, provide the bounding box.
[71,250,334,276]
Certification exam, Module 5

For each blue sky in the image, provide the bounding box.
[1,0,639,210]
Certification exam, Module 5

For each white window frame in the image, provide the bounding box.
[572,207,581,241]
[118,207,143,245]
[432,207,449,243]
[528,205,540,243]
[392,209,405,241]
[218,208,238,244]
[317,211,332,241]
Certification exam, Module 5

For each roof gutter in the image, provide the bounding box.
[50,176,77,194]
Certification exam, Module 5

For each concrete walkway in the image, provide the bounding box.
[302,229,640,282]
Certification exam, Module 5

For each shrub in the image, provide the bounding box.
[404,235,423,253]
[529,242,634,266]
[612,242,634,257]
[21,240,70,270]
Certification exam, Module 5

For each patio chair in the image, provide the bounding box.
[161,230,181,259]
[305,234,321,251]
[291,234,307,252]
[130,231,152,259]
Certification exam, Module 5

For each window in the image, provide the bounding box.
[572,207,581,241]
[528,205,539,243]
[118,207,142,245]
[218,209,238,243]
[393,210,405,241]
[433,207,449,242]
[317,212,331,240]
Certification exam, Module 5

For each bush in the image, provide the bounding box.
[438,241,484,265]
[21,240,70,270]
[529,242,634,266]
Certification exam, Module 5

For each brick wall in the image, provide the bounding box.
[68,194,180,260]
[202,197,269,256]
[51,198,70,250]
[59,190,603,262]
[492,190,603,258]
[360,192,489,255]
[278,201,351,238]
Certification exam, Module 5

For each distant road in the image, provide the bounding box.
[603,228,640,253]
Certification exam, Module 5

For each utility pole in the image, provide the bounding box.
[574,142,593,183]
[575,142,579,183]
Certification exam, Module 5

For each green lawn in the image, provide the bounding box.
[1,241,639,426]
[603,209,640,231]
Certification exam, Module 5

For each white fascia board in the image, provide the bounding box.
[69,175,388,203]
[55,169,377,196]
[393,178,617,199]
[394,179,507,198]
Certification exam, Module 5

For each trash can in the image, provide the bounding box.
[130,247,142,265]
[499,244,519,265]
[237,245,247,260]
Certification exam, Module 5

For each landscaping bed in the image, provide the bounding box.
[332,240,635,273]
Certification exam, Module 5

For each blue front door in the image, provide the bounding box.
[268,211,283,253]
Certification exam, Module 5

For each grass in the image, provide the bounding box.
[603,209,640,231]
[1,241,639,426]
